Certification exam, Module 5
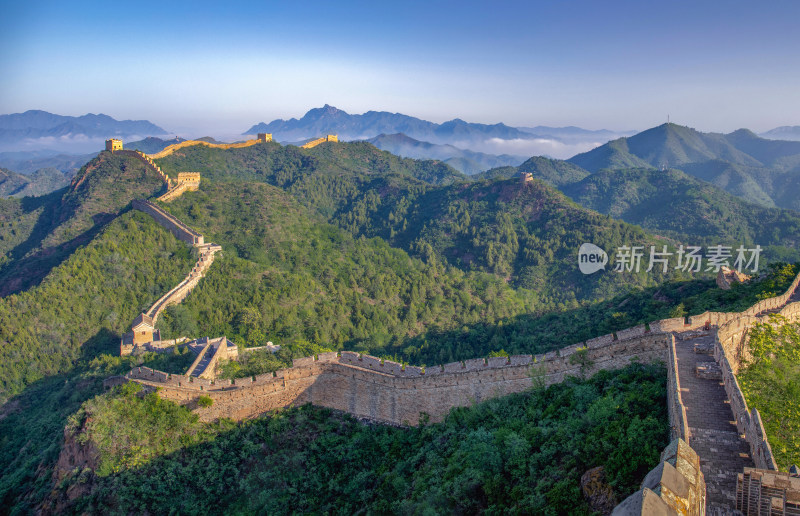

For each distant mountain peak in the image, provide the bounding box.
[0,110,167,150]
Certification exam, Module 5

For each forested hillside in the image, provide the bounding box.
[1,140,798,513]
[569,123,800,210]
[561,168,800,254]
[60,363,669,514]
[0,152,167,295]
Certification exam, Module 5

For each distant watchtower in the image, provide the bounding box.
[105,138,123,153]
[326,134,338,143]
[257,133,273,143]
[521,172,533,183]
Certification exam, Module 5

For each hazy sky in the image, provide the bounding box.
[2,0,799,136]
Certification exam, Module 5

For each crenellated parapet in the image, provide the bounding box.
[300,134,338,149]
[124,267,800,448]
[132,199,205,246]
[147,137,268,160]
[126,330,672,425]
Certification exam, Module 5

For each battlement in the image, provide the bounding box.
[132,199,204,246]
[125,268,800,436]
[147,138,264,159]
[300,134,338,149]
[176,172,201,186]
[126,329,671,425]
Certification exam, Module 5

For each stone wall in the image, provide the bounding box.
[128,331,671,425]
[706,270,800,472]
[300,135,338,149]
[145,244,220,323]
[157,183,189,202]
[613,438,706,516]
[736,467,800,515]
[147,138,264,160]
[132,199,204,246]
[667,338,690,443]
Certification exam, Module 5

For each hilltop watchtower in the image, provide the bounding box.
[521,172,533,183]
[105,138,123,152]
[257,133,273,143]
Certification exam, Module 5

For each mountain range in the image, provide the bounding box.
[242,105,636,160]
[0,110,168,154]
[0,110,166,141]
[244,104,534,143]
[761,126,800,141]
[0,167,70,198]
[568,123,800,210]
[367,133,526,174]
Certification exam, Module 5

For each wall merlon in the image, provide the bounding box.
[616,324,647,340]
[509,355,533,366]
[360,355,383,369]
[381,360,404,374]
[443,361,465,373]
[586,334,614,348]
[316,351,339,363]
[292,356,315,368]
[486,356,509,368]
[339,351,360,365]
[558,343,581,358]
[401,365,423,377]
[463,358,486,371]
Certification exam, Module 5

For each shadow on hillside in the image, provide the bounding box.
[348,276,769,367]
[79,328,120,363]
[0,201,130,298]
[0,325,143,509]
[0,371,104,508]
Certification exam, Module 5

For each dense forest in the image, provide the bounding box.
[62,363,668,514]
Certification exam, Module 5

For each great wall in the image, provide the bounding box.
[101,138,799,515]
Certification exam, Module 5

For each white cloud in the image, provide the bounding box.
[453,137,605,160]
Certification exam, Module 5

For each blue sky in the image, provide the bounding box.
[2,0,799,136]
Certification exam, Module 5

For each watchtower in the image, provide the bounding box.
[326,134,338,143]
[105,138,123,152]
[257,133,273,143]
[176,172,201,191]
[131,313,156,345]
[521,172,533,183]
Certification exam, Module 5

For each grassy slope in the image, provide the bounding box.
[156,142,695,301]
[737,316,800,469]
[158,179,799,369]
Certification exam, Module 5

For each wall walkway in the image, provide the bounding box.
[145,243,221,324]
[147,138,267,159]
[132,200,205,246]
